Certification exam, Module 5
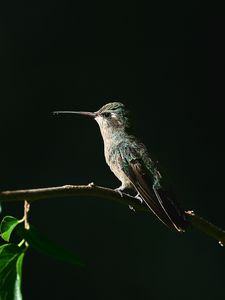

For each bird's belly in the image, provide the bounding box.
[105,150,132,188]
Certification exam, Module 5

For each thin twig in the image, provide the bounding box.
[0,183,225,246]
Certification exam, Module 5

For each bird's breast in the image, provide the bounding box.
[104,142,132,188]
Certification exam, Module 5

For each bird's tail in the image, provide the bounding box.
[152,186,190,232]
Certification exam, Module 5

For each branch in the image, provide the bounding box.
[0,183,225,246]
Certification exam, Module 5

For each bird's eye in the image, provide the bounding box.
[102,112,111,118]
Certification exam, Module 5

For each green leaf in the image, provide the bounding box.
[17,225,84,267]
[0,244,25,300]
[0,216,21,242]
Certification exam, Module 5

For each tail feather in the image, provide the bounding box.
[153,187,189,232]
[135,183,178,230]
[134,178,189,232]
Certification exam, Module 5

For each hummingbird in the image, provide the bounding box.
[53,102,189,232]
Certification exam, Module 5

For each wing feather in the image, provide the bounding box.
[118,142,188,232]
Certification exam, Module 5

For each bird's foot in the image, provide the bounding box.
[114,186,125,198]
[185,210,195,216]
[135,192,143,203]
[128,205,136,212]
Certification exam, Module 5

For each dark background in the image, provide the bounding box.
[1,4,225,300]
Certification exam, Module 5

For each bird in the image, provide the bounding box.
[53,102,189,232]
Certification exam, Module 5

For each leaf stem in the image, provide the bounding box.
[24,200,30,230]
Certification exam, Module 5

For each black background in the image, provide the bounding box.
[1,4,225,300]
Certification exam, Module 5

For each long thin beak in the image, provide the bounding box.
[53,111,96,118]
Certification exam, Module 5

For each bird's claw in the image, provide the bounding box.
[114,187,124,198]
[185,210,195,216]
[135,192,143,203]
[129,205,136,212]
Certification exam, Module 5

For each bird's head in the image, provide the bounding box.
[53,102,131,132]
[94,102,130,131]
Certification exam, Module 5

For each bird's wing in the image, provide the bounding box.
[118,142,188,232]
